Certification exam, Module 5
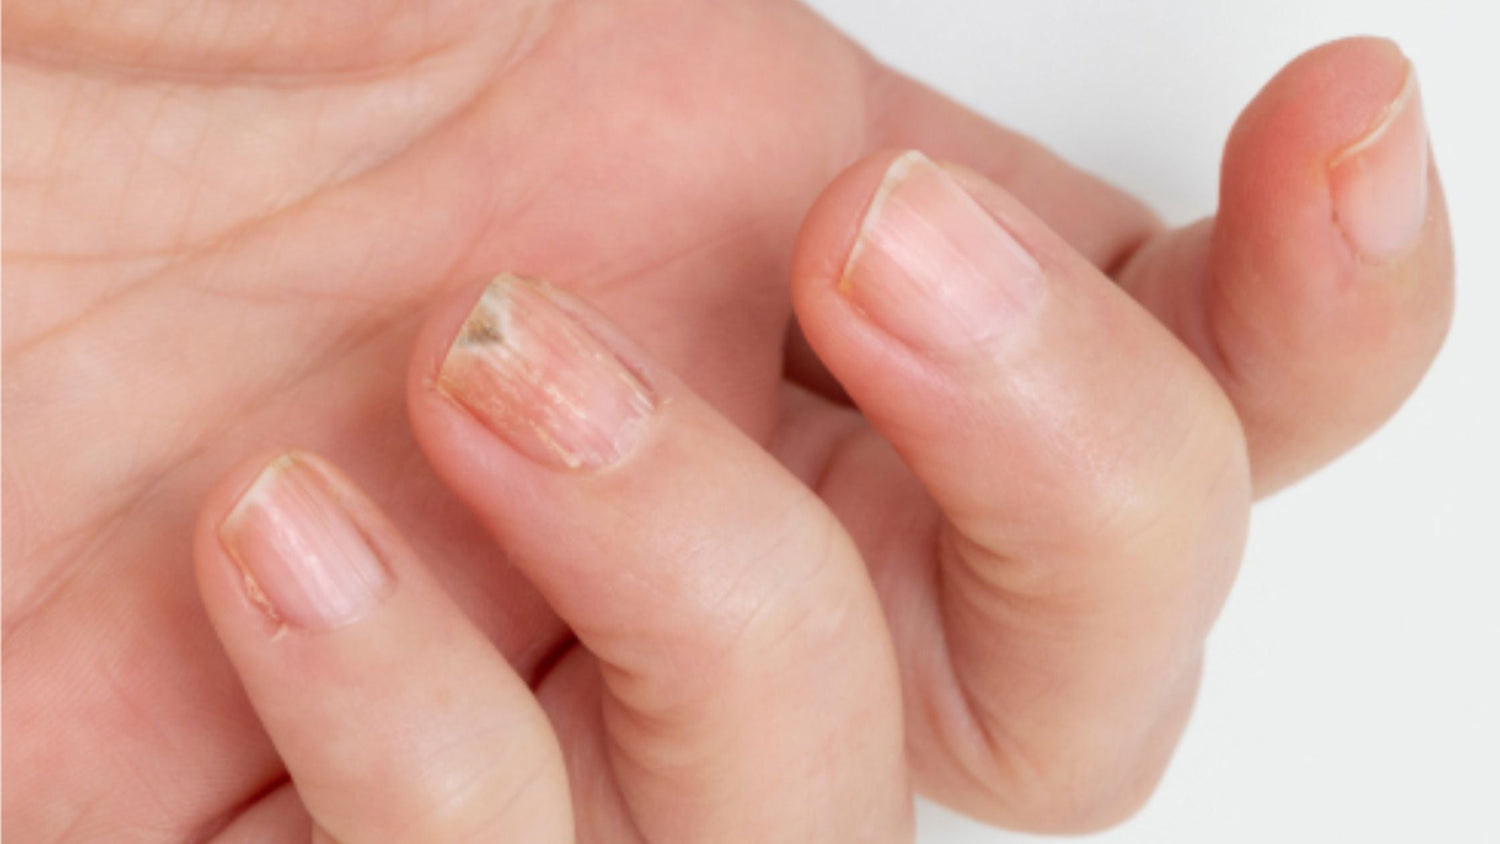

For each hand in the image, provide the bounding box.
[5,1,1451,839]
[191,273,914,840]
[4,3,895,835]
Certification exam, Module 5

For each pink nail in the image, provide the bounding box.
[841,151,1045,352]
[438,274,656,470]
[1329,66,1430,259]
[219,454,392,631]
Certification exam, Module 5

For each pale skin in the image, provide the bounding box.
[2,0,1454,840]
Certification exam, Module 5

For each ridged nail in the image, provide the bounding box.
[438,274,656,470]
[841,151,1044,351]
[219,454,392,631]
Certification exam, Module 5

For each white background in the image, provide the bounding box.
[803,1,1500,841]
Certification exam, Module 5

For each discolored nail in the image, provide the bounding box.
[1329,64,1430,259]
[438,274,656,470]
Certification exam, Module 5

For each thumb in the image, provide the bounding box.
[1114,37,1452,493]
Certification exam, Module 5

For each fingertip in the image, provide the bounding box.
[192,448,575,842]
[403,273,910,840]
[1203,35,1453,489]
[1217,35,1452,274]
[789,152,959,471]
[193,449,309,633]
[790,148,916,303]
[1221,39,1381,268]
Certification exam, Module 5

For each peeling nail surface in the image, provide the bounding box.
[439,274,656,470]
[219,453,392,631]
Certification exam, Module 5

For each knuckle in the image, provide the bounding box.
[393,728,562,842]
[705,511,854,655]
[967,714,1182,835]
[619,503,856,704]
[1061,379,1250,556]
[997,761,1160,834]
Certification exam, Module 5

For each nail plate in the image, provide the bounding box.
[438,274,656,470]
[841,151,1045,352]
[219,454,392,631]
[1329,65,1429,259]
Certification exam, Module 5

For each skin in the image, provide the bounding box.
[3,0,1452,839]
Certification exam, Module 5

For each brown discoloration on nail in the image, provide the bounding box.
[455,302,506,347]
[438,274,657,471]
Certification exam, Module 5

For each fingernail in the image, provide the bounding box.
[841,150,1045,352]
[1329,65,1429,259]
[438,274,656,470]
[219,454,392,631]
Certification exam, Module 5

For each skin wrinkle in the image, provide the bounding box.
[188,776,294,844]
[2,484,134,641]
[804,421,986,797]
[2,298,411,641]
[909,510,1039,813]
[0,245,184,263]
[696,504,841,677]
[170,91,223,251]
[2,1,561,358]
[109,82,179,244]
[2,0,557,87]
[930,527,1036,800]
[2,54,499,362]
